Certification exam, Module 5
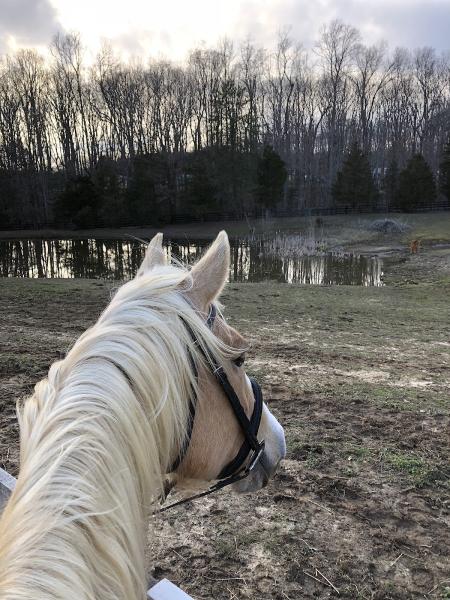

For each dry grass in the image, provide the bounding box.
[246,231,329,259]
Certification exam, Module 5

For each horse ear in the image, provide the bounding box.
[137,233,166,276]
[187,231,230,309]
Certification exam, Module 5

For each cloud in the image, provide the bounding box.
[0,0,61,53]
[261,0,450,52]
[0,0,448,60]
[366,0,450,51]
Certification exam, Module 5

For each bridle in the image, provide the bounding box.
[159,304,266,512]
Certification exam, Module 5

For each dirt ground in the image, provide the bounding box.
[0,229,449,599]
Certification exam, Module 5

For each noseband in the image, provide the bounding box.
[160,304,265,512]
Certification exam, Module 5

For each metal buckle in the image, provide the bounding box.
[246,441,265,474]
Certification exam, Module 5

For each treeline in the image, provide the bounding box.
[0,21,449,229]
[332,143,449,212]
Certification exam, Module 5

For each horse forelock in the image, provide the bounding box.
[0,264,229,600]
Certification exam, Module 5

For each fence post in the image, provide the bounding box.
[0,466,15,511]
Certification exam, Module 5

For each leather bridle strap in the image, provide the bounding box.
[215,373,263,479]
[212,365,260,452]
[160,304,265,512]
[185,303,264,478]
[158,440,265,513]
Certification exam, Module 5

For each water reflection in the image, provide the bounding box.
[0,239,383,286]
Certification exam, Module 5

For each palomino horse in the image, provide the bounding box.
[0,231,286,600]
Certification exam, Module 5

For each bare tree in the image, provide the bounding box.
[316,20,360,191]
[1,20,449,227]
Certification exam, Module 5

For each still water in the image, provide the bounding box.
[0,238,383,286]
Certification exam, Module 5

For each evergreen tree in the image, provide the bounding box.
[127,153,171,225]
[54,176,101,228]
[332,142,378,210]
[383,158,399,211]
[208,146,258,217]
[0,170,16,228]
[397,154,436,212]
[256,145,287,211]
[94,157,127,226]
[183,150,218,219]
[439,139,450,204]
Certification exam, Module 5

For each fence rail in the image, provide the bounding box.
[2,204,449,232]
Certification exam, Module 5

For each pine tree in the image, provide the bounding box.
[257,145,287,211]
[54,176,101,228]
[332,143,378,210]
[383,158,399,211]
[95,157,127,226]
[127,154,170,225]
[183,150,218,219]
[397,154,436,212]
[439,139,450,204]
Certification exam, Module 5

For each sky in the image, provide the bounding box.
[0,0,449,61]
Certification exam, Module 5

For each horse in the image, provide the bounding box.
[0,231,286,600]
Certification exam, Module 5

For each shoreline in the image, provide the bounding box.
[1,211,450,244]
[0,225,227,241]
[1,215,449,275]
[0,211,450,242]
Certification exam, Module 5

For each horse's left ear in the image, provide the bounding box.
[136,233,166,276]
[187,230,230,310]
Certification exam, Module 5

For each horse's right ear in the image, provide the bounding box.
[186,230,230,310]
[136,233,167,276]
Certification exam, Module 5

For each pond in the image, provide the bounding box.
[0,238,384,286]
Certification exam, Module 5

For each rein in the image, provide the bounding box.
[159,304,265,512]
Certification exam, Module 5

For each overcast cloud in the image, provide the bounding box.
[0,0,448,59]
[0,0,61,53]
[229,0,450,52]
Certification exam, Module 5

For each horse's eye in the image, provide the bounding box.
[233,354,245,368]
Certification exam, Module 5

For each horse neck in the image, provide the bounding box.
[0,359,168,600]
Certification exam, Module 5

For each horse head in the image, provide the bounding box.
[139,231,286,498]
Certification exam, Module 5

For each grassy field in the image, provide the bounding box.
[0,224,449,598]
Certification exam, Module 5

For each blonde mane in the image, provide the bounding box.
[0,264,229,600]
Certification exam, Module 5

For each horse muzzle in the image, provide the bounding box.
[232,396,286,494]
